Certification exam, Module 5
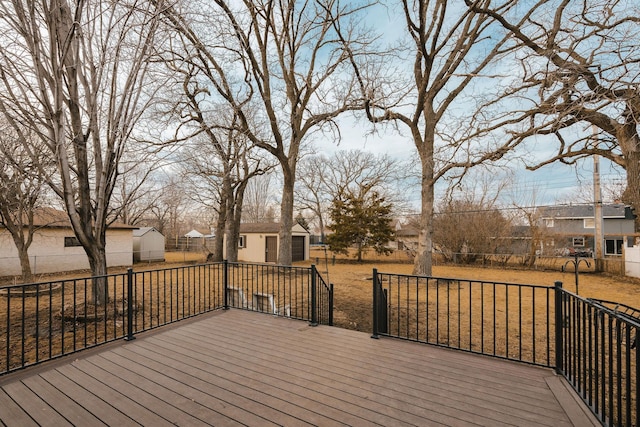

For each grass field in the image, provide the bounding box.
[2,249,639,370]
[301,247,640,334]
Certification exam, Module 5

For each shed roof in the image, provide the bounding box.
[239,222,309,234]
[133,227,163,237]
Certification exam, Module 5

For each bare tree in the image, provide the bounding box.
[154,0,373,265]
[0,125,50,282]
[346,0,520,275]
[0,0,165,304]
[296,149,409,241]
[178,131,274,262]
[434,175,512,264]
[145,176,191,239]
[468,0,640,225]
[295,155,331,242]
[243,174,279,223]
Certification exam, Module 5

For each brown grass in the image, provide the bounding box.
[301,247,640,334]
[2,249,640,368]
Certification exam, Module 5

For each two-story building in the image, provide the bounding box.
[537,204,636,257]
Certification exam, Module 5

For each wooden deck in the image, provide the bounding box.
[0,309,598,426]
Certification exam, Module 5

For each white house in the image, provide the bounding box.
[0,208,136,277]
[133,227,165,262]
[224,223,310,263]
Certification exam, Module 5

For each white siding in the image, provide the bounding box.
[625,244,640,278]
[0,228,133,277]
[133,230,165,262]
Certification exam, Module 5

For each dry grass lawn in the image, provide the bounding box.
[2,248,640,371]
[298,248,640,334]
[3,248,639,335]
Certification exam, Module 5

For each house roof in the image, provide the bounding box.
[396,225,419,237]
[538,204,634,220]
[1,207,136,229]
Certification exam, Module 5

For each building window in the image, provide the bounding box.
[583,218,595,228]
[64,236,82,247]
[544,219,554,228]
[573,237,585,247]
[238,235,246,248]
[605,239,623,256]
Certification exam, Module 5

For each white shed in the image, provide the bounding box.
[133,227,165,262]
[0,208,135,277]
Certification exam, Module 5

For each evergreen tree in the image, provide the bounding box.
[295,212,310,230]
[327,191,394,262]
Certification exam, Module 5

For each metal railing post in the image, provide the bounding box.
[554,280,563,374]
[223,259,229,310]
[125,268,135,341]
[329,283,334,326]
[310,265,318,326]
[372,268,379,339]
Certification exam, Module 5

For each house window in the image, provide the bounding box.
[238,235,246,248]
[572,237,585,247]
[64,236,82,247]
[544,219,554,228]
[605,238,623,256]
[583,218,595,228]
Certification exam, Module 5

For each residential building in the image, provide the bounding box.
[537,204,636,257]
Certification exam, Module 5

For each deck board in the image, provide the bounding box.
[0,309,596,426]
[19,375,104,426]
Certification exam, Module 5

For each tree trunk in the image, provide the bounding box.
[278,168,294,266]
[413,131,435,276]
[212,214,225,262]
[623,147,640,229]
[8,231,33,283]
[87,247,108,306]
[17,248,33,283]
[413,177,434,276]
[212,175,231,262]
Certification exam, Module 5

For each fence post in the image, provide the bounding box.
[310,265,318,326]
[223,259,229,310]
[554,280,563,374]
[125,268,135,341]
[372,268,379,339]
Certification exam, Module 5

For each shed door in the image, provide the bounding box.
[292,236,305,262]
[265,236,278,263]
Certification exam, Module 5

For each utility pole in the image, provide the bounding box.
[593,125,604,272]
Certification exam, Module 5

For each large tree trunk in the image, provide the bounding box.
[413,162,434,276]
[278,167,295,266]
[87,247,108,306]
[212,175,231,262]
[225,195,240,263]
[13,241,33,283]
[227,180,248,263]
[17,248,32,283]
[212,214,225,262]
[413,125,435,276]
[622,145,640,229]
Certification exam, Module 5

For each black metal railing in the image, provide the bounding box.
[556,282,638,427]
[372,269,554,366]
[223,262,332,326]
[372,271,638,426]
[0,261,332,376]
